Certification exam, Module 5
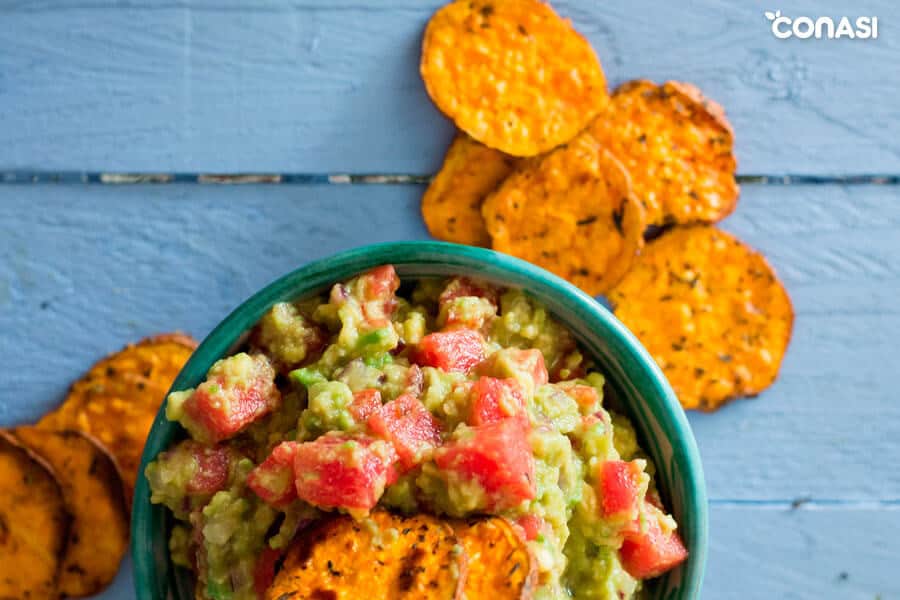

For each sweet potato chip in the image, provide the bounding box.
[455,517,536,599]
[0,431,70,600]
[589,79,739,227]
[12,427,129,598]
[37,333,197,501]
[266,511,466,599]
[609,226,793,410]
[422,134,521,246]
[482,130,645,295]
[421,0,607,156]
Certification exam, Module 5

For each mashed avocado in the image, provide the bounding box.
[147,268,685,600]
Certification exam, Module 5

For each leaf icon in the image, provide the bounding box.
[764,11,776,20]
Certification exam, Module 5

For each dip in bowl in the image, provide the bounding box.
[133,241,707,599]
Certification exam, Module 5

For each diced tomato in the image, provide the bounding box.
[362,265,400,302]
[620,504,688,579]
[350,389,383,423]
[439,277,499,306]
[514,514,544,542]
[562,384,601,412]
[293,433,398,512]
[367,393,442,471]
[434,419,535,511]
[181,354,280,444]
[247,442,301,507]
[597,460,644,519]
[412,329,485,373]
[360,265,400,326]
[253,546,284,597]
[477,349,548,391]
[468,377,527,426]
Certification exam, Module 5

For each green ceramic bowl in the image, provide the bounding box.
[132,241,707,599]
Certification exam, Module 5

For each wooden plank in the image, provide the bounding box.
[0,184,430,425]
[1,183,899,503]
[691,184,900,500]
[706,505,900,598]
[1,1,899,174]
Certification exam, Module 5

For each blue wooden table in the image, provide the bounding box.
[2,1,899,598]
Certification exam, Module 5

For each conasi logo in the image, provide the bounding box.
[765,11,879,39]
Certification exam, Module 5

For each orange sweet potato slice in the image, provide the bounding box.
[422,133,521,246]
[609,225,794,410]
[482,130,645,295]
[266,511,466,599]
[37,333,197,502]
[0,431,70,600]
[421,0,607,156]
[590,79,739,227]
[12,427,129,598]
[454,517,536,599]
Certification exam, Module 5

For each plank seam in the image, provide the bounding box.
[1,171,899,186]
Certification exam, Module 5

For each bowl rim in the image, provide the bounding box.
[132,240,707,599]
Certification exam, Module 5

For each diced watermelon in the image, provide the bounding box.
[349,389,383,423]
[186,444,232,495]
[293,433,398,512]
[359,265,401,326]
[437,277,500,330]
[156,440,233,496]
[477,348,548,389]
[179,353,280,444]
[514,514,544,542]
[362,265,400,302]
[247,442,301,507]
[367,393,442,470]
[620,504,688,579]
[468,377,527,426]
[412,329,485,373]
[253,546,284,597]
[597,460,644,519]
[434,419,535,511]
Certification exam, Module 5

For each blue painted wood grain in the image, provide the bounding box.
[2,180,899,598]
[3,183,898,504]
[1,0,899,174]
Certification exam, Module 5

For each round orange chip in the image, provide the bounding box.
[609,226,793,411]
[482,130,645,295]
[0,431,70,600]
[421,0,608,157]
[422,134,521,246]
[37,333,197,502]
[266,512,466,600]
[590,80,739,226]
[454,517,536,599]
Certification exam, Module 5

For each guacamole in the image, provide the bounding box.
[147,265,687,599]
